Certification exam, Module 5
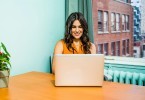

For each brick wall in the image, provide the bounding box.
[92,0,133,56]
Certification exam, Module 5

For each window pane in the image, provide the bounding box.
[122,15,125,31]
[116,14,120,31]
[126,15,129,30]
[116,41,120,56]
[104,12,108,32]
[104,43,108,55]
[111,42,115,56]
[98,11,103,32]
[98,44,103,54]
[111,13,115,31]
[122,40,126,55]
[127,39,129,54]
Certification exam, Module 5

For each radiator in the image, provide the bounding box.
[104,69,145,86]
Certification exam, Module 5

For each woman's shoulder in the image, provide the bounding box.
[56,39,64,45]
[55,39,66,48]
[90,42,95,47]
[54,39,64,54]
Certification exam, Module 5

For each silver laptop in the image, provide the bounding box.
[54,54,104,86]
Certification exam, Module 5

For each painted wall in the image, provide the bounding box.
[0,0,65,76]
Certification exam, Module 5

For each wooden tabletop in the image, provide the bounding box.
[0,71,145,100]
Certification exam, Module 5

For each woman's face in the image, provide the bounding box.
[71,20,83,40]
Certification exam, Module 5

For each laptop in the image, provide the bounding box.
[54,54,104,86]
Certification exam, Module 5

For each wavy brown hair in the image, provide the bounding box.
[63,12,91,54]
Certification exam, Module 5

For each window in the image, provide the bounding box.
[98,44,103,54]
[104,43,108,55]
[126,0,129,3]
[120,0,129,3]
[126,15,129,30]
[116,13,120,31]
[111,13,115,31]
[122,40,126,55]
[143,44,145,50]
[116,41,120,56]
[104,12,108,32]
[122,14,129,31]
[126,39,129,54]
[111,42,115,56]
[98,11,103,32]
[98,11,109,33]
[122,15,125,31]
[133,50,137,53]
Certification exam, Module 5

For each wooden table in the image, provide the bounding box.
[0,71,145,100]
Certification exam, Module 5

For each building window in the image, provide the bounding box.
[126,15,129,30]
[122,40,126,55]
[98,44,103,54]
[104,43,108,55]
[120,0,129,3]
[111,42,115,56]
[126,0,129,3]
[133,50,137,53]
[116,41,120,56]
[111,13,115,31]
[116,13,120,31]
[143,44,145,50]
[122,15,126,31]
[124,0,129,3]
[98,11,103,32]
[104,12,108,32]
[126,39,129,54]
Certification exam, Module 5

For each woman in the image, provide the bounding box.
[52,12,96,73]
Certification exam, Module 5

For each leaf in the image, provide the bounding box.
[0,58,11,67]
[0,42,11,70]
[1,42,11,57]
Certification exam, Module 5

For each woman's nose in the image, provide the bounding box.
[76,27,79,32]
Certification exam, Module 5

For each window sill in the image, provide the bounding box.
[104,31,109,34]
[98,31,109,34]
[122,30,130,33]
[111,31,121,33]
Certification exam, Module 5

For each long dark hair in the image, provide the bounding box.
[63,12,91,54]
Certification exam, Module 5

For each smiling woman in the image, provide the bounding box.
[52,12,96,74]
[54,12,96,55]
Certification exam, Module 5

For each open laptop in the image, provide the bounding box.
[54,54,104,86]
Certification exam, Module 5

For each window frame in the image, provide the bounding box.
[98,10,103,32]
[125,15,129,31]
[116,13,120,31]
[103,11,109,32]
[122,14,126,31]
[98,44,103,54]
[111,13,116,32]
[104,43,109,55]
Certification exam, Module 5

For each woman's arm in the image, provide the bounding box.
[52,40,63,74]
[90,43,96,54]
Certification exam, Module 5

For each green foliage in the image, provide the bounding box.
[0,42,11,71]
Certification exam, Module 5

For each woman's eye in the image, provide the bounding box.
[72,26,82,29]
[79,26,82,28]
[72,26,76,28]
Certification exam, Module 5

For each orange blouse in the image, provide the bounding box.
[61,40,84,54]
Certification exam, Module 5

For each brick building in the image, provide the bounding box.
[92,0,134,56]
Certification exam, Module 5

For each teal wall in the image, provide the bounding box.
[65,0,78,19]
[0,0,65,76]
